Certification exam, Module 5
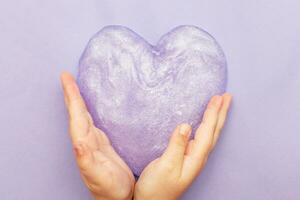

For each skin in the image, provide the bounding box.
[60,72,232,200]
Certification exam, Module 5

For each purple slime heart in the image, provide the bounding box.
[77,25,227,175]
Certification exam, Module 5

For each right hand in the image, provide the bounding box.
[60,72,135,200]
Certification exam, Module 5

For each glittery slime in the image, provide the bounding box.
[77,25,227,175]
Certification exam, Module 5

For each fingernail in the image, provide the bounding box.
[224,93,233,101]
[179,124,192,136]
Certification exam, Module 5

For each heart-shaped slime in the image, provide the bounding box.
[77,25,227,175]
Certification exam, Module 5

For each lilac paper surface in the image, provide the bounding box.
[0,0,300,199]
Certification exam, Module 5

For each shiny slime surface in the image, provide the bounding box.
[78,25,227,175]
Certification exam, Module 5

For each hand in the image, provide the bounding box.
[134,94,232,200]
[60,72,135,200]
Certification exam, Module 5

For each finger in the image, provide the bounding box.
[60,72,92,141]
[192,95,223,160]
[95,128,111,146]
[161,123,192,166]
[185,139,195,155]
[212,93,232,147]
[60,72,88,119]
[180,96,223,182]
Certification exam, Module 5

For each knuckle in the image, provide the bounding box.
[175,137,186,148]
[161,160,177,174]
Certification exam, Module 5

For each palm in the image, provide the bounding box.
[77,114,135,198]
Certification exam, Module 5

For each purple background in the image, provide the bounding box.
[0,0,299,199]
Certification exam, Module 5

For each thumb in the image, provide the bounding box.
[73,142,94,170]
[162,123,192,165]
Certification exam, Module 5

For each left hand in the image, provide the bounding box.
[134,94,232,200]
